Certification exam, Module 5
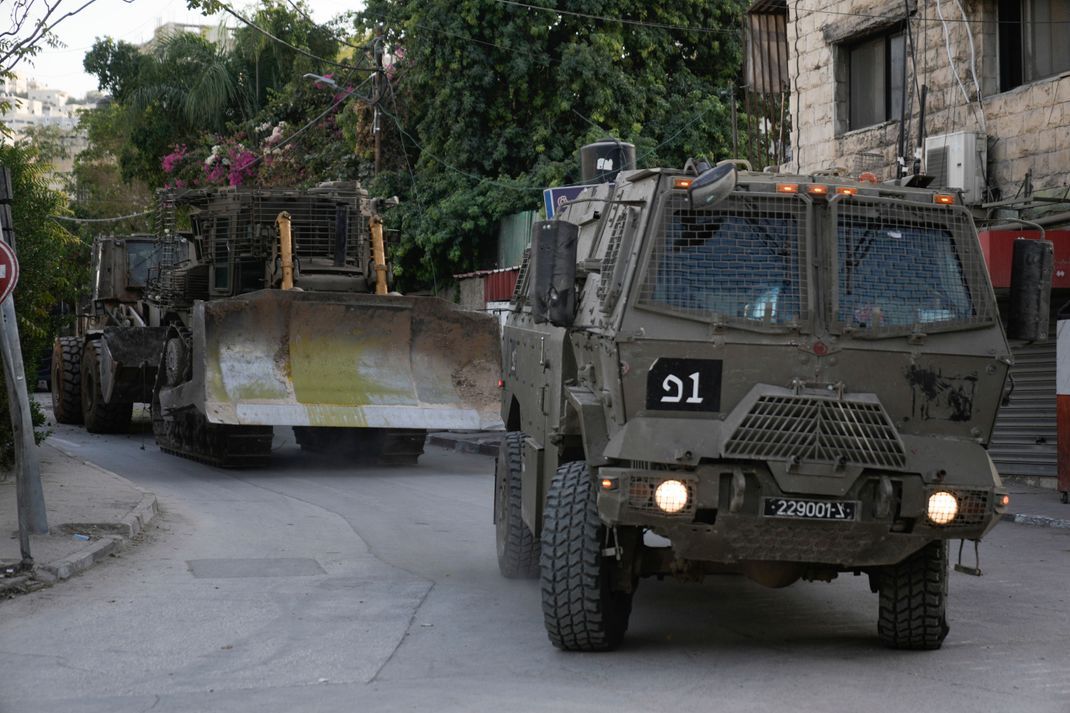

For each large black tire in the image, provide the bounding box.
[80,341,133,434]
[495,432,539,579]
[540,460,633,651]
[877,541,950,650]
[51,337,83,425]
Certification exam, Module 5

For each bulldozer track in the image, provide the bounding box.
[153,401,272,469]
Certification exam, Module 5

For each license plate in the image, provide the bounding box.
[762,497,858,521]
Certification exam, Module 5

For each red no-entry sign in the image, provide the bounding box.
[0,240,19,304]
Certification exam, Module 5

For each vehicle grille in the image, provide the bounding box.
[719,518,878,563]
[724,395,906,469]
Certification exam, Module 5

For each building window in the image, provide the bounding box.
[999,0,1070,91]
[847,28,905,130]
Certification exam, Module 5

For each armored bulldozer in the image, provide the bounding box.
[51,235,166,432]
[54,184,501,467]
[495,155,1052,651]
[146,183,501,467]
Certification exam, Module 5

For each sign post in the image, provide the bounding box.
[0,166,47,571]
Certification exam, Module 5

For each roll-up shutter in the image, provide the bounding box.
[989,337,1057,477]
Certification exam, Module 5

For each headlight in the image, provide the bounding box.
[927,491,959,525]
[654,480,689,514]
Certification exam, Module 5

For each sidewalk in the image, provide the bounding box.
[0,441,158,596]
[428,431,1070,529]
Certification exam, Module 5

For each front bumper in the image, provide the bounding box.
[596,464,1006,568]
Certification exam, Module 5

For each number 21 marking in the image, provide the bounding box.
[661,372,704,404]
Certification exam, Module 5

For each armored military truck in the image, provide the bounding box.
[495,153,1052,651]
[51,234,166,432]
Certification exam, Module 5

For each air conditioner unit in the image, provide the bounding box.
[924,132,987,205]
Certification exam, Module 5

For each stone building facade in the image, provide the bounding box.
[775,0,1069,215]
[765,1,1069,483]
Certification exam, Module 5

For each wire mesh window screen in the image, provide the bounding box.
[637,192,808,329]
[192,192,367,266]
[832,199,994,334]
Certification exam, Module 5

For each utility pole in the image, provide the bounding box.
[0,166,48,569]
[372,26,385,176]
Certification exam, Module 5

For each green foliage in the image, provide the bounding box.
[83,38,148,103]
[83,34,254,185]
[228,0,342,113]
[356,0,746,288]
[0,390,49,472]
[81,1,349,189]
[0,142,81,462]
[79,0,746,293]
[0,142,83,364]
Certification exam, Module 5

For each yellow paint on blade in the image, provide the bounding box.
[289,302,419,407]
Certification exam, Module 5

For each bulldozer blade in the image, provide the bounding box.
[189,290,503,430]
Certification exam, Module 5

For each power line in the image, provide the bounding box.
[281,0,372,53]
[215,1,373,72]
[377,103,545,193]
[495,0,1070,29]
[50,209,153,223]
[492,0,740,36]
[358,8,551,60]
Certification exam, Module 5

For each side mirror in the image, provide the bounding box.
[1006,238,1053,341]
[530,220,579,327]
[688,163,737,210]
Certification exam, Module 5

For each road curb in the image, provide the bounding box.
[1001,512,1070,530]
[35,535,124,583]
[8,444,161,590]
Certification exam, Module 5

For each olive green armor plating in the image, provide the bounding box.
[497,162,1038,651]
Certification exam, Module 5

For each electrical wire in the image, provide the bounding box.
[50,209,153,223]
[215,1,372,72]
[356,7,552,61]
[281,0,371,52]
[493,0,1070,31]
[935,0,986,132]
[954,0,986,127]
[492,0,739,36]
[244,72,376,171]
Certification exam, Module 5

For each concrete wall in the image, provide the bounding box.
[786,0,1070,203]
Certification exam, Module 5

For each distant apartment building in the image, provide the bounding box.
[746,0,1070,482]
[1,75,98,193]
[140,21,234,53]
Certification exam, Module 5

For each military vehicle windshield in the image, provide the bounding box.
[831,198,994,335]
[637,192,807,329]
[126,241,161,288]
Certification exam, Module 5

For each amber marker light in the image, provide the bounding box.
[601,478,618,491]
[807,184,829,196]
[776,183,799,193]
[927,491,959,525]
[673,178,693,189]
[999,494,1010,507]
[933,193,956,205]
[836,186,858,196]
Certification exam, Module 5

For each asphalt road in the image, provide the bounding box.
[2,415,1069,713]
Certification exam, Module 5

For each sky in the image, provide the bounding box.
[13,0,358,99]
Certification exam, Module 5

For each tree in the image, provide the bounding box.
[354,0,746,288]
[0,142,83,362]
[0,142,85,465]
[1,0,133,76]
[81,1,350,188]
